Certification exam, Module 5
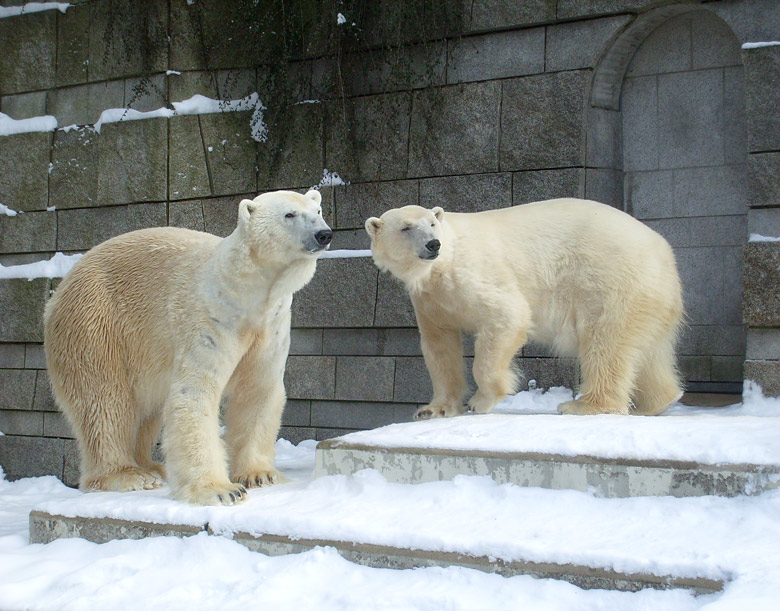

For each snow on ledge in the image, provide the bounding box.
[320,249,372,259]
[0,111,57,136]
[0,252,82,280]
[749,233,780,242]
[742,41,780,49]
[0,2,69,18]
[0,203,21,217]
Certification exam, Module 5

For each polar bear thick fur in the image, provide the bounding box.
[365,199,684,419]
[44,190,332,505]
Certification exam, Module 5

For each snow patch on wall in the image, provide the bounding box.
[0,2,69,18]
[0,111,57,136]
[742,41,780,49]
[0,252,82,280]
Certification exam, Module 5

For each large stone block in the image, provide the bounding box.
[33,370,57,412]
[292,258,377,328]
[0,435,67,481]
[466,0,555,30]
[200,111,258,196]
[49,126,99,209]
[0,10,56,94]
[0,91,46,119]
[747,152,780,208]
[374,274,416,327]
[169,115,211,201]
[202,195,244,238]
[419,173,511,212]
[43,411,73,438]
[513,168,584,204]
[0,410,43,435]
[56,2,89,87]
[281,399,311,427]
[623,170,673,219]
[585,169,623,209]
[334,180,418,230]
[258,104,321,191]
[47,81,124,127]
[743,242,780,326]
[0,132,52,211]
[557,0,647,19]
[169,200,206,232]
[711,1,780,45]
[88,0,168,82]
[0,343,25,368]
[335,356,395,402]
[97,118,168,205]
[500,71,588,171]
[57,203,167,251]
[393,357,433,404]
[587,107,622,169]
[676,246,743,326]
[290,328,323,356]
[625,12,691,78]
[672,165,747,217]
[711,356,744,383]
[326,93,411,183]
[24,344,46,369]
[621,75,658,172]
[311,400,416,429]
[645,216,746,249]
[723,65,747,166]
[0,211,56,254]
[679,325,746,358]
[409,81,500,177]
[744,45,780,152]
[124,74,168,113]
[546,16,630,72]
[323,328,421,357]
[0,279,49,342]
[744,360,780,398]
[680,356,711,383]
[168,71,221,102]
[284,356,335,401]
[0,369,36,411]
[447,27,544,83]
[515,357,580,391]
[278,426,317,445]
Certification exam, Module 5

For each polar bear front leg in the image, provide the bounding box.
[468,327,526,414]
[416,321,468,419]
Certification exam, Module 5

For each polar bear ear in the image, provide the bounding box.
[305,190,322,205]
[431,207,444,221]
[365,217,382,238]
[238,199,258,224]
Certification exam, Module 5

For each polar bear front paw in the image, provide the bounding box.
[557,399,629,415]
[234,469,289,489]
[180,482,248,506]
[414,404,465,420]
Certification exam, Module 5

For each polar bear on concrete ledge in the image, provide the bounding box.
[44,190,332,505]
[365,199,684,419]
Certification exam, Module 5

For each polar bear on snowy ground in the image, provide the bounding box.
[44,190,332,505]
[365,199,684,419]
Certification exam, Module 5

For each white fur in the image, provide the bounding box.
[44,190,330,505]
[366,199,684,419]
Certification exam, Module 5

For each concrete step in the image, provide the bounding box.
[315,413,780,498]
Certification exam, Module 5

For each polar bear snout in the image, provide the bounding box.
[315,229,333,247]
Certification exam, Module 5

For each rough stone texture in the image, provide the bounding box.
[124,74,167,113]
[743,45,780,153]
[500,71,588,171]
[334,180,418,230]
[202,195,246,238]
[47,81,125,127]
[56,2,89,87]
[546,16,631,72]
[748,208,780,239]
[587,107,622,169]
[284,356,335,401]
[747,328,780,361]
[447,27,544,83]
[585,169,623,208]
[0,132,52,212]
[290,329,323,356]
[513,169,584,204]
[0,91,47,120]
[464,0,555,30]
[419,173,511,212]
[374,274,417,327]
[97,118,168,205]
[0,369,36,411]
[57,203,167,251]
[168,200,206,232]
[744,360,780,397]
[201,112,259,196]
[33,370,58,413]
[169,116,211,201]
[0,436,68,481]
[258,104,321,191]
[0,344,26,368]
[0,279,49,342]
[335,357,396,402]
[281,400,312,428]
[311,401,416,430]
[393,357,434,404]
[747,153,780,208]
[49,127,99,209]
[0,10,56,94]
[557,0,647,19]
[0,410,43,435]
[743,242,780,326]
[409,81,500,177]
[0,211,56,254]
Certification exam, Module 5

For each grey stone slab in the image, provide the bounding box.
[281,400,311,428]
[393,357,434,404]
[692,12,742,70]
[88,0,168,82]
[258,103,321,191]
[673,165,747,218]
[711,356,744,383]
[0,10,56,94]
[744,43,780,152]
[513,169,584,205]
[680,356,711,382]
[326,93,411,184]
[169,115,211,201]
[466,0,555,30]
[587,107,622,170]
[743,242,780,326]
[644,216,747,249]
[546,16,631,72]
[202,195,244,238]
[409,81,500,177]
[621,75,658,171]
[744,360,780,397]
[515,357,580,391]
[0,343,25,368]
[168,0,205,71]
[24,344,45,369]
[0,91,46,119]
[335,356,396,402]
[0,132,52,212]
[124,75,167,113]
[626,13,692,77]
[676,246,744,326]
[329,229,370,251]
[723,65,747,166]
[710,0,780,46]
[382,329,423,356]
[747,328,780,361]
[0,279,49,342]
[585,169,623,209]
[312,401,416,429]
[215,69,257,102]
[47,81,125,127]
[747,153,780,208]
[168,200,206,232]
[419,173,511,213]
[0,436,66,481]
[43,412,74,438]
[623,170,673,219]
[57,203,167,251]
[292,258,377,328]
[500,71,588,171]
[168,71,221,102]
[0,410,43,435]
[748,208,780,239]
[55,2,89,87]
[290,328,323,356]
[447,27,544,84]
[658,69,725,169]
[49,126,99,209]
[0,369,36,411]
[284,356,335,401]
[97,118,168,205]
[0,211,56,254]
[334,180,418,230]
[557,0,647,19]
[33,370,57,412]
[374,273,416,327]
[323,328,421,357]
[0,254,52,267]
[679,325,746,358]
[278,426,317,446]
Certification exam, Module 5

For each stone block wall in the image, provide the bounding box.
[1,0,778,482]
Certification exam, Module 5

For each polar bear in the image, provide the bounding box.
[365,199,683,419]
[44,190,332,505]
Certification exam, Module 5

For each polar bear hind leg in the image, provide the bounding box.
[630,335,684,416]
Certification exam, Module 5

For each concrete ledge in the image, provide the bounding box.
[29,511,723,594]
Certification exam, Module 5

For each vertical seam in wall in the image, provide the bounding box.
[166,0,172,226]
[497,81,503,173]
[372,268,380,326]
[199,114,215,196]
[406,91,414,179]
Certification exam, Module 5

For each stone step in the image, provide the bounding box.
[315,413,780,497]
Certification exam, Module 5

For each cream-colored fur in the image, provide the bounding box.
[365,199,684,419]
[44,190,331,505]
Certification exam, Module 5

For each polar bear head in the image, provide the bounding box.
[238,190,332,261]
[365,205,445,286]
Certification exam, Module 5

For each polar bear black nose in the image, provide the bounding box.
[426,239,441,252]
[315,230,333,246]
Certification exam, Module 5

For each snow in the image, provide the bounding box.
[320,249,372,259]
[0,111,57,136]
[311,169,348,190]
[337,12,347,25]
[0,203,20,217]
[741,41,780,49]
[749,233,780,242]
[0,2,69,18]
[0,252,82,280]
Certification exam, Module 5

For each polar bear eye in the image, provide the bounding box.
[285,212,296,219]
[401,226,412,232]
